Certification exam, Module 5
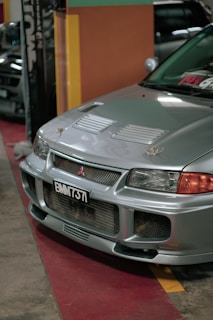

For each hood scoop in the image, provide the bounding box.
[73,114,115,134]
[112,124,168,145]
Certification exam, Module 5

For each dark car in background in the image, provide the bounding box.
[0,22,24,117]
[154,0,212,62]
[0,17,56,120]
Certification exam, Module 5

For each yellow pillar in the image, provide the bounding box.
[65,14,81,109]
[54,11,68,115]
[3,0,10,22]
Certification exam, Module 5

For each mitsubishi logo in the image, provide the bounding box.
[77,166,85,177]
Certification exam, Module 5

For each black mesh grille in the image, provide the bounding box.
[43,182,119,235]
[0,75,20,86]
[53,154,121,186]
[134,211,171,240]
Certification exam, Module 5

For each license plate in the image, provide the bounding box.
[0,88,8,98]
[53,180,89,203]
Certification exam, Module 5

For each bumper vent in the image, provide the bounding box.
[23,172,36,197]
[63,224,89,241]
[134,211,171,240]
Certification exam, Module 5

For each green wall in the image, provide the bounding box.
[67,0,153,7]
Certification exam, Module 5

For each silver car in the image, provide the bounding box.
[20,23,213,265]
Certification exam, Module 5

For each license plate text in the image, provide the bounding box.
[54,181,89,203]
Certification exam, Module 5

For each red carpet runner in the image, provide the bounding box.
[0,118,183,320]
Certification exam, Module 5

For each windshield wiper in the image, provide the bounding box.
[139,81,170,91]
[140,81,194,92]
[140,82,213,97]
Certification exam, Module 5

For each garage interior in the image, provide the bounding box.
[1,0,213,319]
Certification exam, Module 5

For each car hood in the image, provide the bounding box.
[41,84,213,170]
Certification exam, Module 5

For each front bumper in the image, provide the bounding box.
[20,151,213,265]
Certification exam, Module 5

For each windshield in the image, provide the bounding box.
[141,24,213,96]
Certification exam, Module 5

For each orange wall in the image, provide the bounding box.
[71,5,154,102]
[54,5,154,114]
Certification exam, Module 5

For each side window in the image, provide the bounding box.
[155,5,190,42]
[155,3,209,43]
[183,7,197,27]
[5,26,20,46]
[183,6,208,27]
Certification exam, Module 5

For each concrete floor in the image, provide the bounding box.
[0,134,61,320]
[169,264,213,319]
[1,128,213,320]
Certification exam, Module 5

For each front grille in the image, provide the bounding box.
[53,154,121,186]
[134,211,171,240]
[43,182,119,235]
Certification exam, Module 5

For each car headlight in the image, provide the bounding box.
[33,135,49,160]
[126,169,180,193]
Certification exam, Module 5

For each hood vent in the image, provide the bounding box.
[112,124,168,144]
[81,102,103,113]
[73,114,114,134]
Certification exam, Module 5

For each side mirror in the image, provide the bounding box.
[144,57,159,73]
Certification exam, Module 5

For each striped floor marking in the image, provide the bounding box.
[150,265,185,293]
